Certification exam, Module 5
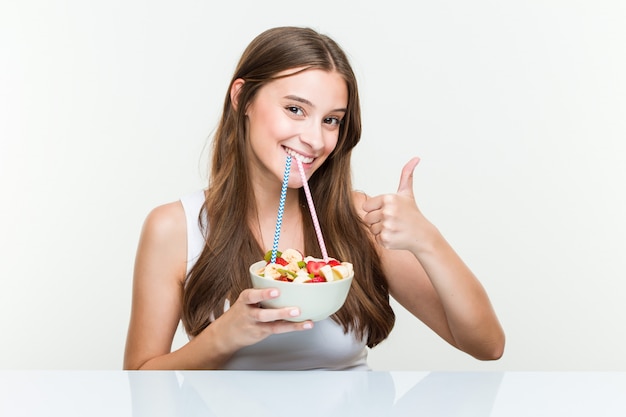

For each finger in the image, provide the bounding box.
[396,156,420,197]
[362,210,381,228]
[362,194,382,213]
[253,306,304,323]
[267,320,314,334]
[369,222,382,237]
[239,287,280,306]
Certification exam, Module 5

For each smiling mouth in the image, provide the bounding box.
[283,147,314,164]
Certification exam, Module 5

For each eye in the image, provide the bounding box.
[286,106,304,116]
[323,116,343,127]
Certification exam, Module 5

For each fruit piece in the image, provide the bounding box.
[281,248,304,263]
[275,257,289,266]
[331,264,350,280]
[328,259,341,267]
[292,270,310,283]
[262,264,282,280]
[264,250,282,263]
[277,268,297,280]
[306,260,327,275]
[319,265,335,282]
[306,276,327,283]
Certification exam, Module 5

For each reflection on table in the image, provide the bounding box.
[128,371,503,417]
[1,371,625,416]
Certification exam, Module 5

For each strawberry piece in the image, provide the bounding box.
[276,276,290,282]
[275,257,289,266]
[328,259,341,267]
[305,276,327,283]
[306,260,326,275]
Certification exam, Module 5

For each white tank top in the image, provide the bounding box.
[180,190,369,370]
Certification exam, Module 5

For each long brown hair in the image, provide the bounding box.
[182,26,394,347]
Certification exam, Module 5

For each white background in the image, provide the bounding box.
[1,0,625,371]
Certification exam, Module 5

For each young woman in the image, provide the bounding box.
[123,26,505,370]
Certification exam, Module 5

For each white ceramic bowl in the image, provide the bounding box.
[249,260,354,322]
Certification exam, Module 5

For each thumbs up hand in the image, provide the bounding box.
[361,157,433,251]
[396,156,420,200]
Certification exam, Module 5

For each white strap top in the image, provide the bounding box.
[179,190,369,370]
[180,190,207,276]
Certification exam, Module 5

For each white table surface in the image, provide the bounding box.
[1,371,625,416]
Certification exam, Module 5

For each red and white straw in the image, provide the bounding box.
[295,158,328,262]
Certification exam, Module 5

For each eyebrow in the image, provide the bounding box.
[284,95,347,113]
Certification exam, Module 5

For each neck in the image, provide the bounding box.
[250,189,303,253]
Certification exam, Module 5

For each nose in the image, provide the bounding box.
[298,120,325,152]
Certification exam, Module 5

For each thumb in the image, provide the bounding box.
[397,156,421,196]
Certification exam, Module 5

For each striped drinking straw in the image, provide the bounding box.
[270,155,292,263]
[295,157,329,262]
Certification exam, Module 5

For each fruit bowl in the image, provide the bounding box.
[249,260,354,322]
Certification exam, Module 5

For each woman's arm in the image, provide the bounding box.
[123,202,313,370]
[380,233,505,360]
[123,202,229,369]
[358,158,505,360]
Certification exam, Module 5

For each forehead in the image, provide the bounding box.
[262,68,348,109]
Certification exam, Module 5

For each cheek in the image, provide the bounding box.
[249,107,291,141]
[324,132,340,154]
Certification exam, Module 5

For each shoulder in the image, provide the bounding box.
[136,200,187,283]
[142,201,186,241]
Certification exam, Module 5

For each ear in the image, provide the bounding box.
[230,78,245,111]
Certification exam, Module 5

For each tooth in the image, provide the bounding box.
[286,148,313,163]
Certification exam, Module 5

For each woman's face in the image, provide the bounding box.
[243,68,348,190]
